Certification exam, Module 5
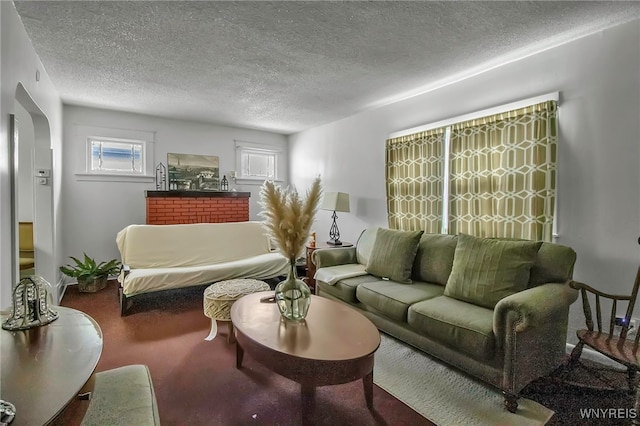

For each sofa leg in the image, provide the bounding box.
[119,288,131,316]
[503,391,519,413]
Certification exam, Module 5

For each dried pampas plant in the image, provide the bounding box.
[259,177,322,262]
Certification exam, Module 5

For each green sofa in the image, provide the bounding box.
[313,228,578,412]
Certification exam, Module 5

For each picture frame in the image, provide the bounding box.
[167,153,220,191]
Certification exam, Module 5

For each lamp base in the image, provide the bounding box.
[326,239,343,246]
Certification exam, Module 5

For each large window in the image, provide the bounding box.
[386,95,558,241]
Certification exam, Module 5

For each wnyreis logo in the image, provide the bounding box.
[580,408,637,420]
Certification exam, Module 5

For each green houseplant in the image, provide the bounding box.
[60,253,121,293]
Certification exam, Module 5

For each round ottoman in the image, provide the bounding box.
[203,279,271,342]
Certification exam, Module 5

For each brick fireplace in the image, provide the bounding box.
[145,190,251,225]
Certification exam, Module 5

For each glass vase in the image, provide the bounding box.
[275,261,311,321]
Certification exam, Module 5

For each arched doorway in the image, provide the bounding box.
[12,83,56,302]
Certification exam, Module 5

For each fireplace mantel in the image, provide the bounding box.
[145,191,251,224]
[145,190,251,198]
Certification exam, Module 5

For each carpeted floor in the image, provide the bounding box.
[58,280,635,426]
[375,334,553,425]
[522,364,634,426]
[57,281,431,425]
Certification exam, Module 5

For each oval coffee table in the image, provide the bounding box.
[230,291,380,421]
[1,306,103,425]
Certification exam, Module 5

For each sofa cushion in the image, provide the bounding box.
[412,234,458,285]
[444,234,542,309]
[529,242,576,287]
[365,228,424,283]
[116,222,272,268]
[120,252,288,296]
[317,275,384,304]
[355,228,378,266]
[356,280,444,322]
[408,296,496,361]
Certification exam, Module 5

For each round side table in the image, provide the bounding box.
[203,279,271,342]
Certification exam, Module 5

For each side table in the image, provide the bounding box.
[203,279,271,342]
[305,241,353,292]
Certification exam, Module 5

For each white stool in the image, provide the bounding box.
[203,279,270,342]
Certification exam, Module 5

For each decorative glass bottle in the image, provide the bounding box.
[275,260,311,321]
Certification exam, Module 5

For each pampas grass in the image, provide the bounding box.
[259,177,322,262]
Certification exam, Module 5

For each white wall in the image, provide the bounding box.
[15,101,34,221]
[0,2,62,307]
[61,105,288,265]
[289,20,640,343]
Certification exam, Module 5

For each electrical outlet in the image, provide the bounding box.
[614,316,639,337]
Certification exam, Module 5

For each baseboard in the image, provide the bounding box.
[565,342,625,371]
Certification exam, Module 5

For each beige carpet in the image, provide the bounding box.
[373,333,554,426]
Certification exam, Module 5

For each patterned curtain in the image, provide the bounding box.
[448,100,558,241]
[386,128,446,232]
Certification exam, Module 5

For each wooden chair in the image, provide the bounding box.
[567,265,640,421]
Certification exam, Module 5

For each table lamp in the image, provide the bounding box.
[321,192,350,245]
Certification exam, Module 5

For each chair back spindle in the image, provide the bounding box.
[580,288,594,332]
[575,265,640,340]
[620,266,640,341]
[569,265,640,396]
[595,295,602,332]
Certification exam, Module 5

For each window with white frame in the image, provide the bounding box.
[235,140,283,182]
[75,126,155,182]
[88,137,145,174]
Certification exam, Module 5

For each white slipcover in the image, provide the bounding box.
[116,221,288,296]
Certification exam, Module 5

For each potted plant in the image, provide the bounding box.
[60,253,121,293]
[259,177,322,321]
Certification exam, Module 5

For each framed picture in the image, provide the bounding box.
[167,153,220,190]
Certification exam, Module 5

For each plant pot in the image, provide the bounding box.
[77,275,108,293]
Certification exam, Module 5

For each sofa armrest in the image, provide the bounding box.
[312,247,357,269]
[493,282,578,393]
[494,282,578,340]
[118,264,131,283]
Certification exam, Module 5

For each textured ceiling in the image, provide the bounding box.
[13,1,640,134]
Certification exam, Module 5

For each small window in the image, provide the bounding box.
[90,138,144,174]
[75,126,155,183]
[242,150,276,179]
[235,141,283,182]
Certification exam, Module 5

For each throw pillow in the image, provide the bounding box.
[365,228,424,283]
[412,233,458,285]
[444,233,542,309]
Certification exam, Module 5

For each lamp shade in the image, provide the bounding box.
[321,192,350,213]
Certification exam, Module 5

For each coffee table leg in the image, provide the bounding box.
[301,384,315,421]
[204,319,218,341]
[236,342,244,369]
[227,322,236,344]
[363,370,373,410]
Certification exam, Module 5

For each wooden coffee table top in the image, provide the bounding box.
[1,306,103,426]
[231,291,380,362]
